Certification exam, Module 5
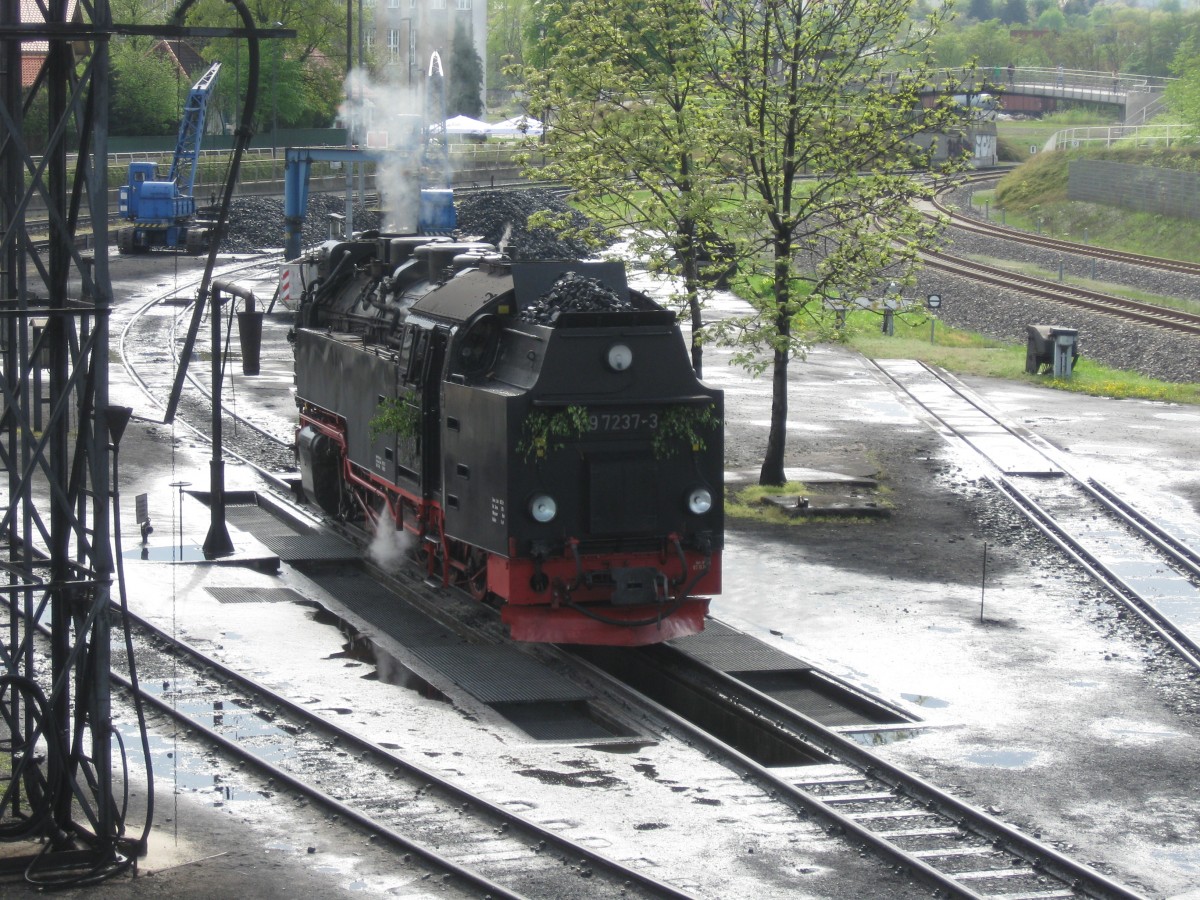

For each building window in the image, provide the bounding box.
[456,0,471,8]
[387,0,399,7]
[387,28,401,60]
[430,0,445,8]
[365,28,375,50]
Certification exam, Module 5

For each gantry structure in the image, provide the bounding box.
[0,0,130,881]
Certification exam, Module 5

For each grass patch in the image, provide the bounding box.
[725,482,815,526]
[842,310,1200,404]
[995,110,1115,161]
[726,480,892,526]
[986,144,1200,263]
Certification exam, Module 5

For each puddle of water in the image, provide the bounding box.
[901,693,950,709]
[310,606,450,702]
[137,731,264,801]
[124,543,211,562]
[142,681,299,766]
[846,729,922,748]
[966,749,1037,769]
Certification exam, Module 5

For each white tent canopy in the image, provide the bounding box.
[429,114,491,136]
[489,115,544,136]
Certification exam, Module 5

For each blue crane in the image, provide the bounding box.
[117,61,221,254]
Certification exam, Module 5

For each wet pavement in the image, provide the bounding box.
[4,250,1199,898]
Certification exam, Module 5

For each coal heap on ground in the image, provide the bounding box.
[219,188,604,258]
[519,272,632,325]
[220,195,382,254]
[454,189,611,259]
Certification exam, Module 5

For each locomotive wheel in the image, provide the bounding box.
[465,548,489,601]
[446,542,489,600]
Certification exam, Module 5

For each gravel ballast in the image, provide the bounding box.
[923,185,1200,384]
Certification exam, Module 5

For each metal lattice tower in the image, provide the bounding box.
[0,0,125,876]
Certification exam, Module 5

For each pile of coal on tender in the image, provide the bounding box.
[519,272,632,324]
[454,188,611,259]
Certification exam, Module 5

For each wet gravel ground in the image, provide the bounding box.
[20,202,1196,898]
[919,185,1200,384]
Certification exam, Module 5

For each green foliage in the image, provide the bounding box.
[990,144,1200,263]
[1000,0,1028,26]
[518,0,735,373]
[518,406,589,459]
[110,45,183,136]
[1167,38,1200,141]
[651,405,721,459]
[369,392,420,441]
[966,0,994,22]
[927,1,1196,76]
[487,0,529,91]
[1035,7,1066,31]
[182,0,348,131]
[448,20,484,117]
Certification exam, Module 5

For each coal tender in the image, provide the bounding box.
[292,235,723,645]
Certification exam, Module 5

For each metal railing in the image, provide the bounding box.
[1045,123,1192,151]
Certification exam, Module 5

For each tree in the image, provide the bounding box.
[1166,37,1200,140]
[110,44,183,135]
[182,0,349,130]
[706,0,971,485]
[448,20,484,117]
[967,0,994,23]
[1000,0,1028,26]
[487,0,531,94]
[521,0,737,376]
[1035,7,1066,31]
[106,0,190,136]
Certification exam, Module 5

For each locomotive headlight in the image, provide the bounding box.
[606,343,633,372]
[529,493,558,523]
[686,486,713,515]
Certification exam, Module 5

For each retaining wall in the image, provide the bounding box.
[1067,159,1200,221]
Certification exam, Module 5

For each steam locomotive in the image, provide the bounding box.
[291,233,723,645]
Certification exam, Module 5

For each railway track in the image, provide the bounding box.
[573,639,1143,900]
[876,358,1200,671]
[116,265,1152,899]
[100,606,690,899]
[923,173,1200,337]
[935,174,1200,278]
[116,253,297,477]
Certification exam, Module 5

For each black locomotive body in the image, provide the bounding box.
[292,234,723,645]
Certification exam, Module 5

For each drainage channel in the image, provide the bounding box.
[569,628,1144,900]
[574,621,917,770]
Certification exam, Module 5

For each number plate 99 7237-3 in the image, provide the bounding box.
[587,411,659,434]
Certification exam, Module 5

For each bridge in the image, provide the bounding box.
[924,66,1169,126]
